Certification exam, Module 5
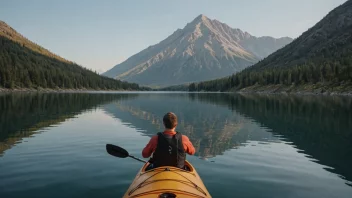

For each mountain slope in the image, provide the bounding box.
[103,15,292,87]
[0,21,71,64]
[0,21,146,90]
[189,1,352,93]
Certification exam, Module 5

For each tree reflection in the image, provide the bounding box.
[0,93,137,155]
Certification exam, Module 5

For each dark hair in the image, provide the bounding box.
[163,112,178,129]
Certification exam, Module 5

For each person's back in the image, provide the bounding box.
[142,112,195,169]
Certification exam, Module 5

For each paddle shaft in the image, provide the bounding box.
[129,155,148,163]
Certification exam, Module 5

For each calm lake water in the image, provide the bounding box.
[0,92,351,198]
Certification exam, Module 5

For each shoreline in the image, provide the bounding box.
[0,88,129,93]
[237,90,352,97]
[235,84,352,96]
[1,86,352,97]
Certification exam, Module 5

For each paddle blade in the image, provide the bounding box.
[106,144,129,158]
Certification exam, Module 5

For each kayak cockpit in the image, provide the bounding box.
[142,160,194,173]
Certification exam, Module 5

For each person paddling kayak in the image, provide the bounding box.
[142,112,195,169]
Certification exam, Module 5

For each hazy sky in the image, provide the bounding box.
[0,0,347,73]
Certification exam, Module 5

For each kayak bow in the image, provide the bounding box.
[123,160,211,198]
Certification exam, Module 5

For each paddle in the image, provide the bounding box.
[106,144,148,163]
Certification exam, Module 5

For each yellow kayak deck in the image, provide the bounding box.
[123,161,211,198]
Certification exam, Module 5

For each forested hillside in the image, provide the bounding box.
[0,21,146,90]
[188,1,352,93]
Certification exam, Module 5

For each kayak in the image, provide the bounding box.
[105,144,211,197]
[123,160,211,198]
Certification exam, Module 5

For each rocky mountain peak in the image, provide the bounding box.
[193,14,210,22]
[103,15,293,87]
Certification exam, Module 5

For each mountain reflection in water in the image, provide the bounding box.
[101,93,352,187]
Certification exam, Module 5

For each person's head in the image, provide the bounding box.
[163,112,178,130]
